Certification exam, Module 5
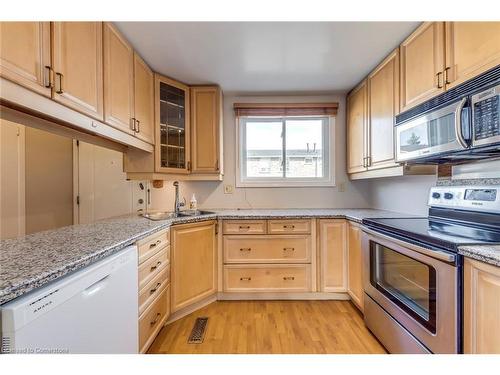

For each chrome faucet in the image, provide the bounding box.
[173,181,185,214]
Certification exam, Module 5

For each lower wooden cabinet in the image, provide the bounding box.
[318,219,347,292]
[136,228,171,354]
[347,222,364,311]
[171,221,217,312]
[464,258,500,354]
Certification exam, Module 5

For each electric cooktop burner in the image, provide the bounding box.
[362,185,500,252]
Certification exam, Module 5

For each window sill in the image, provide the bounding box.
[236,180,336,188]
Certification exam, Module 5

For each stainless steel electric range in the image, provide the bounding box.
[361,185,500,354]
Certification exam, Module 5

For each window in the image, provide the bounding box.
[238,116,334,187]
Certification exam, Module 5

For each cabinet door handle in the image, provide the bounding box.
[444,67,452,85]
[149,239,161,249]
[150,282,162,294]
[44,66,53,88]
[215,159,219,171]
[150,261,161,271]
[436,72,443,88]
[283,225,295,230]
[367,156,371,167]
[283,276,295,281]
[240,247,252,252]
[239,225,250,230]
[283,247,295,252]
[136,119,140,133]
[55,72,64,94]
[131,118,136,132]
[150,313,161,326]
[240,277,252,281]
[187,161,191,171]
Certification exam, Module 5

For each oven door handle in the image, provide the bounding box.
[362,227,457,263]
[455,97,469,149]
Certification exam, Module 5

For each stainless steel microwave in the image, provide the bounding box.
[395,65,500,164]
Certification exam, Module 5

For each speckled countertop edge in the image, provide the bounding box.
[0,208,415,305]
[458,245,500,267]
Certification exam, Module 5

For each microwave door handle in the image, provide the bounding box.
[455,97,469,149]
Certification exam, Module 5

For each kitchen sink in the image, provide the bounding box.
[141,210,215,221]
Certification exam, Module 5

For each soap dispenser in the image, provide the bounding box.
[190,193,198,210]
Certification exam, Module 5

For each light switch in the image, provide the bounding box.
[338,182,346,192]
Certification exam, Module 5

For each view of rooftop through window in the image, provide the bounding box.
[242,117,328,182]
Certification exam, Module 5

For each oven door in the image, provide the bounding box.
[396,98,469,162]
[362,227,459,354]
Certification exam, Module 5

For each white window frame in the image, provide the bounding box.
[236,115,335,188]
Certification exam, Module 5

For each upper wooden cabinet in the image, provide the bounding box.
[0,22,51,97]
[52,22,104,120]
[155,74,191,174]
[171,221,217,313]
[347,222,363,312]
[368,49,400,171]
[400,22,445,112]
[464,258,500,354]
[191,86,223,174]
[133,53,154,144]
[318,219,347,293]
[445,22,500,89]
[347,80,367,174]
[103,22,135,135]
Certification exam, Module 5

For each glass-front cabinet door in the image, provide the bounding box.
[155,74,190,173]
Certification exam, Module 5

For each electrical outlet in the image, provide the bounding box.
[338,182,346,192]
[224,184,234,194]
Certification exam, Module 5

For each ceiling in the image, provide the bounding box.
[115,22,420,94]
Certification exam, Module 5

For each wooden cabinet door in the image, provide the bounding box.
[191,86,222,174]
[400,22,445,111]
[445,22,500,89]
[347,223,363,311]
[171,221,216,312]
[104,23,135,135]
[133,53,154,144]
[0,22,51,97]
[347,80,367,174]
[368,49,399,170]
[52,22,104,120]
[464,258,500,354]
[318,219,347,292]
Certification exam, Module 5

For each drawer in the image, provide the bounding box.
[267,220,311,234]
[223,235,311,263]
[139,267,169,316]
[224,264,311,292]
[139,285,170,353]
[139,247,169,290]
[223,220,267,235]
[138,229,169,264]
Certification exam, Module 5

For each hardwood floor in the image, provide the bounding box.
[148,300,386,354]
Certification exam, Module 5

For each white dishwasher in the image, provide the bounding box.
[1,245,138,354]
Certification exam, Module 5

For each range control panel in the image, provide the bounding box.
[429,186,500,213]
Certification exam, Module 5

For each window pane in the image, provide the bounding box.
[285,119,323,178]
[245,121,283,178]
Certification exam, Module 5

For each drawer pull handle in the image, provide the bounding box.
[149,240,161,249]
[240,277,252,281]
[283,247,295,252]
[240,247,252,252]
[150,261,162,271]
[283,276,295,281]
[239,225,251,230]
[283,225,295,229]
[150,282,162,294]
[150,313,161,326]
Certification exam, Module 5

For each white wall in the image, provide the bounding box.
[368,175,437,216]
[148,93,373,211]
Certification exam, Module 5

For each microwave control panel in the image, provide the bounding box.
[472,84,500,141]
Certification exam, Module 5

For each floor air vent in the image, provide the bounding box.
[188,317,209,344]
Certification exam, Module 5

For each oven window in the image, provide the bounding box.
[370,242,437,333]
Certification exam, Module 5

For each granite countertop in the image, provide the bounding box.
[0,208,410,305]
[459,245,500,267]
